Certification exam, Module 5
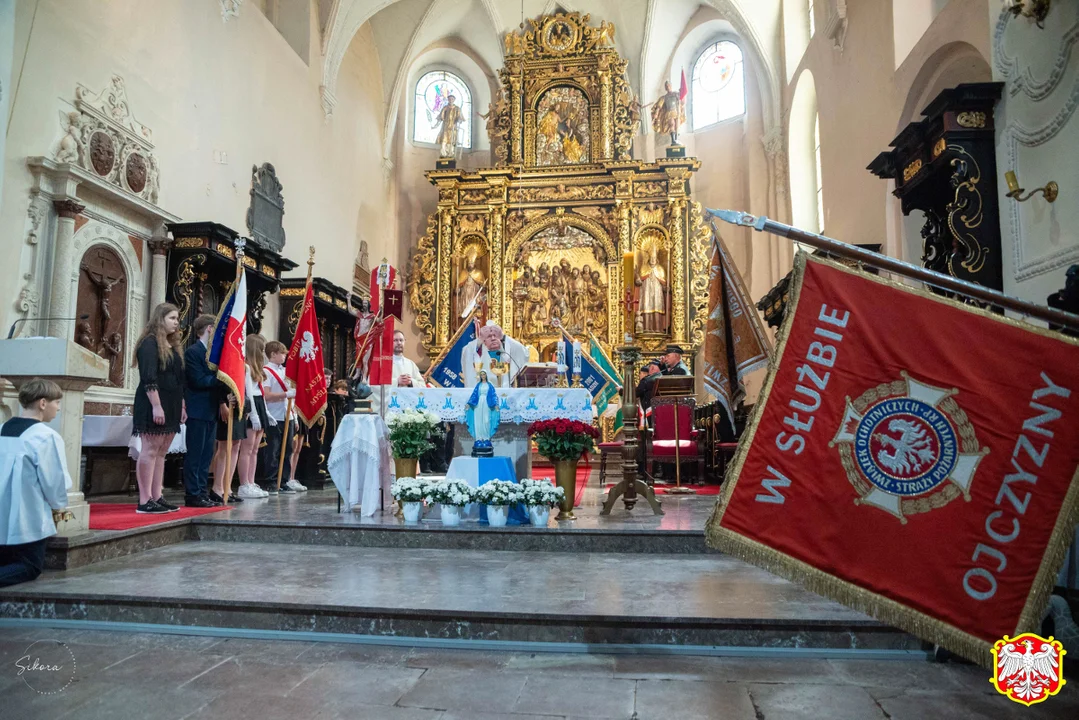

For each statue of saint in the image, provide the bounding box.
[456,251,486,322]
[649,80,686,144]
[434,94,464,158]
[639,244,668,334]
[465,371,500,457]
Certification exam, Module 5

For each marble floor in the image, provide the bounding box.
[1,627,1075,720]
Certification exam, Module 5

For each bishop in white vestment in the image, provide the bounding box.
[461,321,529,388]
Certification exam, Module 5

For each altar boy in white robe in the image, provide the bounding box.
[0,379,72,587]
[461,320,529,388]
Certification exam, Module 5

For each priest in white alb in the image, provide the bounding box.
[390,330,426,387]
[461,320,529,388]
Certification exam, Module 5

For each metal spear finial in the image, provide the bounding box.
[705,208,766,230]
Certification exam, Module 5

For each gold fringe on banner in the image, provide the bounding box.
[705,252,1079,670]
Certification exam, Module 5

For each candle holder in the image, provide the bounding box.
[571,373,582,388]
[601,344,663,516]
[554,373,569,388]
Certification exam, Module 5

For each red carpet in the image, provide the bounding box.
[605,483,721,496]
[532,465,591,507]
[89,503,230,530]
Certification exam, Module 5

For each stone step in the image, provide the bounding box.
[7,542,924,654]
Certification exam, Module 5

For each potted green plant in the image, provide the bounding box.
[386,410,440,481]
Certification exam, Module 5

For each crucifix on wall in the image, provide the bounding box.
[77,246,128,386]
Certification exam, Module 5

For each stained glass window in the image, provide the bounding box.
[413,71,472,149]
[691,41,746,130]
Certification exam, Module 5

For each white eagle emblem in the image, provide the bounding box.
[996,638,1062,703]
[874,419,936,475]
[299,331,317,362]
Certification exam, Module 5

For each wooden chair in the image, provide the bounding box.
[645,397,704,485]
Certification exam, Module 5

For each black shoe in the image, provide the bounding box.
[278,484,296,494]
[261,484,279,495]
[186,496,218,508]
[136,500,169,514]
[208,491,241,505]
[155,497,181,512]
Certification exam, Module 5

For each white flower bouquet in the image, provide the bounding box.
[390,476,429,503]
[519,478,565,508]
[475,479,523,506]
[424,479,475,507]
[386,410,441,459]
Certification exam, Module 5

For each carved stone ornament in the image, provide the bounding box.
[55,74,163,205]
[221,0,243,22]
[246,163,286,253]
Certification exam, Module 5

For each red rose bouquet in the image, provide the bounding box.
[527,418,599,461]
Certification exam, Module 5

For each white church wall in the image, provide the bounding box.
[990,0,1079,304]
[0,0,393,350]
[785,0,990,257]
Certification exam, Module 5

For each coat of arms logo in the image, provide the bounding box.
[991,633,1066,706]
[830,372,988,522]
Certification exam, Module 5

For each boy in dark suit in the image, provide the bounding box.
[183,314,224,507]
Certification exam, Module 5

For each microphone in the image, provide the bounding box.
[490,338,523,386]
[7,314,90,339]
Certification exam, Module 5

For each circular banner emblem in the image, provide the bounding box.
[831,372,987,523]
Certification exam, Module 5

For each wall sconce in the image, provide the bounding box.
[1006,0,1051,28]
[1005,170,1058,203]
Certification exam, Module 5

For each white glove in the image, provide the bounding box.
[250,414,262,431]
[286,389,296,399]
[267,415,278,427]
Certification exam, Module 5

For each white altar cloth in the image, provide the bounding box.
[81,416,186,459]
[382,387,594,424]
[327,414,393,517]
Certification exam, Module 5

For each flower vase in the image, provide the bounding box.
[553,458,578,520]
[486,504,508,528]
[393,458,419,518]
[402,501,422,523]
[528,505,551,527]
[440,504,462,527]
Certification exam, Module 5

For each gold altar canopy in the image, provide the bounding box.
[408,12,712,360]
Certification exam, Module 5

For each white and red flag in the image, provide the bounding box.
[207,267,247,407]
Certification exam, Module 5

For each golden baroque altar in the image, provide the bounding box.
[408,12,712,360]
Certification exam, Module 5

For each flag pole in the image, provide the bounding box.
[707,209,1079,333]
[222,238,247,507]
[278,247,314,490]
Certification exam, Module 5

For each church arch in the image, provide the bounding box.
[507,212,617,264]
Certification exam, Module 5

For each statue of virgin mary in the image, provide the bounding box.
[465,371,500,457]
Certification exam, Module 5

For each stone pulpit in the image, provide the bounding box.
[0,337,109,535]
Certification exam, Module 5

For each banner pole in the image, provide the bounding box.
[708,209,1079,333]
[222,240,246,507]
[276,398,293,490]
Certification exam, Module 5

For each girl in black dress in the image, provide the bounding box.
[131,303,186,514]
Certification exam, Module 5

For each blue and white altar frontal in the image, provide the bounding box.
[383,387,594,424]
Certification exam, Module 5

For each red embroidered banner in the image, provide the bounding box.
[368,264,397,386]
[706,255,1079,666]
[285,281,327,427]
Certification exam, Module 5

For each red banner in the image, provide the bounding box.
[368,264,397,386]
[285,281,327,427]
[707,255,1079,666]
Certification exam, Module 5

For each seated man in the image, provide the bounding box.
[0,379,71,587]
[461,320,528,387]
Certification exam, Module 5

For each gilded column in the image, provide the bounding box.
[147,236,172,309]
[670,199,687,343]
[48,199,85,338]
[490,205,506,324]
[510,75,523,164]
[599,68,612,160]
[438,206,454,346]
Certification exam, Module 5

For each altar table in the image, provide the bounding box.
[81,415,187,459]
[445,456,529,525]
[386,387,594,480]
[327,414,393,517]
[382,387,594,424]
